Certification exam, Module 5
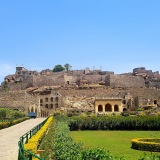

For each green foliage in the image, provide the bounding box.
[52,64,65,72]
[0,108,7,118]
[52,120,124,160]
[71,130,160,159]
[38,119,56,159]
[132,138,160,152]
[80,113,87,117]
[0,117,29,129]
[53,121,82,160]
[64,63,72,72]
[81,148,115,160]
[69,116,160,131]
[0,108,27,119]
[139,153,160,160]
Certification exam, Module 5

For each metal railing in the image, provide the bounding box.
[18,118,48,160]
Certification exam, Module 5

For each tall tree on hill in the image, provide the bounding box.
[64,63,72,72]
[52,64,65,72]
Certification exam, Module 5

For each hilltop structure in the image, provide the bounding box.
[0,66,160,117]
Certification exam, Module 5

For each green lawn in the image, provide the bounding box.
[71,131,160,160]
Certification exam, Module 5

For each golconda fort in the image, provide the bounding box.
[1,66,160,117]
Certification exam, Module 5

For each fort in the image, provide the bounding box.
[0,66,160,117]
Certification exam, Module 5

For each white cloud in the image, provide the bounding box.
[0,63,15,84]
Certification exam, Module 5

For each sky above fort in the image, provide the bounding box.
[0,0,160,84]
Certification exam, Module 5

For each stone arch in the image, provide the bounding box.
[154,100,157,104]
[55,97,59,102]
[35,108,37,114]
[50,104,53,109]
[55,103,58,108]
[114,105,119,112]
[51,97,53,102]
[98,105,103,112]
[45,111,47,117]
[122,100,126,104]
[45,104,48,108]
[40,99,43,103]
[123,108,127,112]
[45,97,48,102]
[28,107,30,113]
[31,106,34,112]
[105,103,112,112]
[43,110,45,117]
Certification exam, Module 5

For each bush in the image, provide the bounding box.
[131,138,160,152]
[0,117,29,130]
[53,120,123,160]
[0,109,6,118]
[69,116,160,131]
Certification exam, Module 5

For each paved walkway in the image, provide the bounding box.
[0,118,46,160]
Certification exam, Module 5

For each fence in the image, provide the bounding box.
[18,118,48,160]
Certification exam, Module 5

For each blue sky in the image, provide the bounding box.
[0,0,160,84]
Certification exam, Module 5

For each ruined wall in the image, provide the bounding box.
[1,88,160,114]
[105,75,145,88]
[32,75,64,87]
[148,80,160,89]
[64,75,77,85]
[0,91,31,112]
[80,75,106,84]
[63,96,95,112]
[6,76,33,90]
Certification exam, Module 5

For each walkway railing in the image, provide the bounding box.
[18,118,48,160]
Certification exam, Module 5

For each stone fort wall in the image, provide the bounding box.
[105,75,145,88]
[1,88,160,114]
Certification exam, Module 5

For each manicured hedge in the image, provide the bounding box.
[69,116,160,131]
[0,117,29,130]
[131,138,160,152]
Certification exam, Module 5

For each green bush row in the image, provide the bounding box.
[68,116,160,131]
[0,108,27,119]
[0,117,29,129]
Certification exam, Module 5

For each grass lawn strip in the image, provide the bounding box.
[71,130,160,160]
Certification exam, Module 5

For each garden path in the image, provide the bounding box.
[0,118,46,160]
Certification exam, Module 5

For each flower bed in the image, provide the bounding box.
[131,138,160,152]
[24,116,53,156]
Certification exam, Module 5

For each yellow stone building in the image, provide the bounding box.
[95,98,123,114]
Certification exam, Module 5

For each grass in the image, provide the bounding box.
[71,130,160,160]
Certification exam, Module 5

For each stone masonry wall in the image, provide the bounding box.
[105,75,145,88]
[1,88,160,114]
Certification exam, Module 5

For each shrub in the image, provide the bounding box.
[80,113,87,117]
[0,117,29,130]
[69,116,160,131]
[0,109,6,118]
[131,138,160,152]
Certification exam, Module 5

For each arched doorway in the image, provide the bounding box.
[114,105,119,112]
[123,108,127,112]
[31,107,34,112]
[45,104,48,108]
[98,105,103,112]
[105,104,112,112]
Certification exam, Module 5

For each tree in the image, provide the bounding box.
[52,65,65,72]
[64,63,72,72]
